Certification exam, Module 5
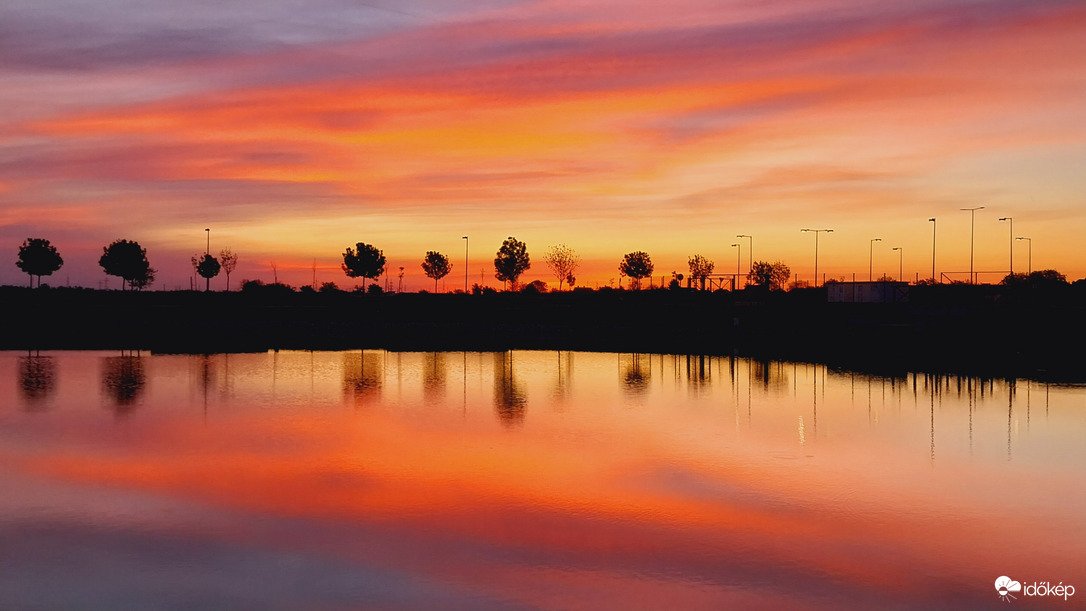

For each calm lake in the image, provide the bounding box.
[2,350,1083,610]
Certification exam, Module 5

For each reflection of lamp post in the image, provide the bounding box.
[999,217,1013,275]
[462,236,468,293]
[869,238,881,281]
[1016,237,1031,274]
[736,234,752,276]
[731,243,741,289]
[801,228,833,287]
[929,217,936,282]
[892,247,903,282]
[960,206,984,284]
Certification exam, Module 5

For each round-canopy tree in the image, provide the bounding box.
[16,238,63,288]
[494,236,530,290]
[619,251,654,289]
[196,253,221,291]
[99,239,154,291]
[342,242,386,290]
[421,251,452,292]
[747,260,791,291]
[543,244,579,291]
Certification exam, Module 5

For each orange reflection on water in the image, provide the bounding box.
[1,350,1083,610]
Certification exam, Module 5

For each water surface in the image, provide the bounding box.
[2,350,1083,610]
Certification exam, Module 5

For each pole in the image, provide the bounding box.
[999,217,1012,275]
[869,238,881,281]
[929,217,936,282]
[205,228,210,255]
[893,247,902,282]
[731,243,740,287]
[1017,237,1031,274]
[801,229,832,287]
[961,207,984,284]
[737,234,752,281]
[462,236,468,292]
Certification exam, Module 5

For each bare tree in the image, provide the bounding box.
[219,248,238,291]
[688,254,714,289]
[543,244,580,291]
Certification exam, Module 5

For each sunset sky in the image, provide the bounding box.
[2,0,1084,289]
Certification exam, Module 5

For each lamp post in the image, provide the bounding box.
[205,228,210,255]
[801,228,832,287]
[1016,237,1031,274]
[892,247,903,282]
[869,238,881,281]
[999,217,1013,275]
[929,217,936,282]
[960,206,984,284]
[731,243,741,289]
[736,234,752,278]
[462,236,468,293]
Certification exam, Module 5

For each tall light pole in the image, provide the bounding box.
[929,217,936,282]
[731,243,741,289]
[960,206,984,284]
[999,217,1013,275]
[869,238,881,281]
[205,228,210,255]
[1016,237,1031,274]
[892,247,903,282]
[736,234,752,278]
[801,228,832,287]
[462,236,468,293]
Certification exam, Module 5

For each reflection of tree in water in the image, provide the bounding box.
[622,353,650,395]
[423,352,446,402]
[343,350,383,402]
[684,354,711,394]
[552,351,574,403]
[18,352,57,410]
[493,352,526,427]
[101,354,146,415]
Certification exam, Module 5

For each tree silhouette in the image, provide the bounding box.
[342,242,386,290]
[16,238,63,288]
[543,244,579,291]
[687,254,714,289]
[195,253,221,291]
[747,260,790,291]
[421,251,452,292]
[219,248,238,291]
[494,236,530,290]
[99,239,153,291]
[619,251,654,289]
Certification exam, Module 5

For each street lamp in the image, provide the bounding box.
[929,217,936,282]
[736,234,753,277]
[999,217,1013,275]
[892,247,903,282]
[960,206,984,284]
[731,243,741,289]
[462,236,468,293]
[205,228,210,255]
[869,238,881,281]
[1016,237,1031,274]
[801,228,832,287]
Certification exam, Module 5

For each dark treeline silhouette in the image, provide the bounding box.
[3,280,1086,380]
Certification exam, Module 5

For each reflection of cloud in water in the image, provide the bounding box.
[18,354,57,410]
[343,351,383,402]
[493,352,525,427]
[101,355,146,414]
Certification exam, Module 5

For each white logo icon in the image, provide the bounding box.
[996,576,1022,602]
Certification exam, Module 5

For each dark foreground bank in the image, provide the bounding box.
[3,284,1084,380]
